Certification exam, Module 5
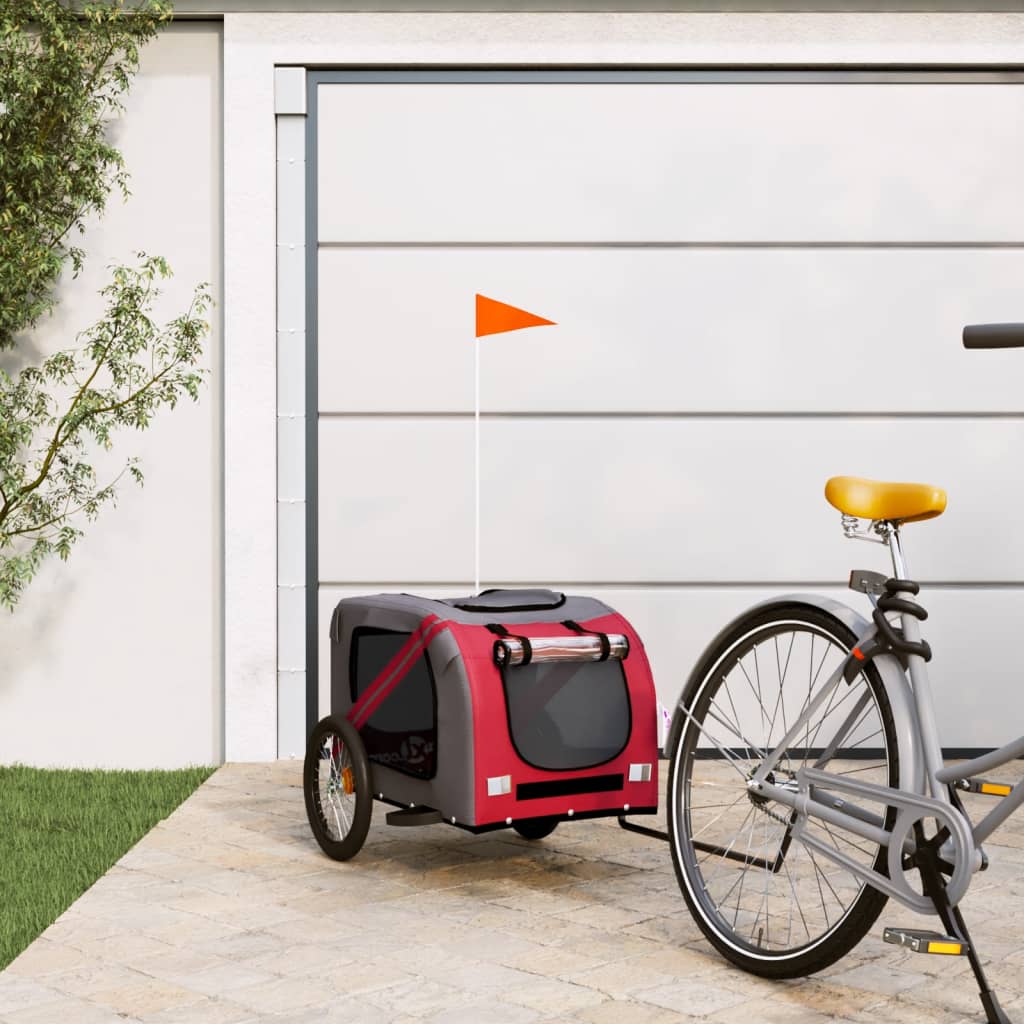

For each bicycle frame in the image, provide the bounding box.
[739,524,1024,915]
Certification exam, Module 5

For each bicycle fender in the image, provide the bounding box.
[667,594,923,796]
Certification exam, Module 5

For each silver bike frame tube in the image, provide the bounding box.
[972,776,1024,844]
[932,736,1024,845]
[900,621,949,804]
[768,783,891,847]
[886,528,951,804]
[935,737,1024,783]
[888,527,909,580]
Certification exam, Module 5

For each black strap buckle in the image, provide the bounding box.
[488,622,533,666]
[561,619,612,660]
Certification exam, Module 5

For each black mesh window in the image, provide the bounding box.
[350,628,437,779]
[501,660,631,771]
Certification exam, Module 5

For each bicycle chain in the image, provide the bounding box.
[751,799,795,828]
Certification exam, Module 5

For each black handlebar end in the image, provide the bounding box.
[963,323,1024,349]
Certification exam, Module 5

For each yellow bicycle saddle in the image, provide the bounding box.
[825,476,947,524]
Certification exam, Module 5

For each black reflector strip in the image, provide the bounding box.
[516,774,624,801]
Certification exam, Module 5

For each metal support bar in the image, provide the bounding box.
[913,829,1010,1024]
[936,735,1024,784]
[617,815,669,842]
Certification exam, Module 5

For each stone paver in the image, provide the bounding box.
[2,759,1023,1023]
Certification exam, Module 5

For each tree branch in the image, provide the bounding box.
[10,322,121,512]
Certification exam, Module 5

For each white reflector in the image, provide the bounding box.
[487,775,511,796]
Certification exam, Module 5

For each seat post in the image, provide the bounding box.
[885,524,909,579]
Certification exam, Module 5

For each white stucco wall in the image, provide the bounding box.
[0,24,223,769]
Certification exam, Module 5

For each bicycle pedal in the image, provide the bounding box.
[955,777,1014,798]
[883,928,968,956]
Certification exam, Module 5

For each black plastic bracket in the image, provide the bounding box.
[385,806,444,827]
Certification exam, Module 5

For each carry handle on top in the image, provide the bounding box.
[450,589,566,613]
[963,323,1024,349]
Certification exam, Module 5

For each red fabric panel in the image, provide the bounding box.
[447,613,660,826]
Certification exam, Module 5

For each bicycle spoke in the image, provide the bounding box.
[730,809,759,929]
[781,854,813,943]
[691,790,750,841]
[702,704,767,762]
[700,805,757,882]
[805,844,833,929]
[737,651,771,743]
[678,706,752,779]
[766,636,790,753]
[836,760,888,776]
[819,819,875,875]
[327,791,345,838]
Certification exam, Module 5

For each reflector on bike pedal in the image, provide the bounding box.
[980,782,1013,797]
[955,778,1014,798]
[883,928,967,956]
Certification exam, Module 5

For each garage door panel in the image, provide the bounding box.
[317,417,1024,583]
[318,247,1024,414]
[481,418,1023,583]
[317,418,474,583]
[317,584,1024,749]
[318,83,1024,242]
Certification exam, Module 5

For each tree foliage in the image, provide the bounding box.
[0,257,210,610]
[0,0,171,350]
[0,1,211,610]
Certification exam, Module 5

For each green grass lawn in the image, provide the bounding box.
[0,764,215,970]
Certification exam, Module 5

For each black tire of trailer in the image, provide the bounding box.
[304,715,373,861]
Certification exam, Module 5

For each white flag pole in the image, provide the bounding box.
[474,335,481,595]
[473,294,552,596]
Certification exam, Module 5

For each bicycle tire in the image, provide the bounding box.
[667,602,899,978]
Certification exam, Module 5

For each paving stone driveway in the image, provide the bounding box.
[3,760,1024,1024]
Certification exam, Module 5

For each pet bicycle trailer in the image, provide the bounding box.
[303,588,659,860]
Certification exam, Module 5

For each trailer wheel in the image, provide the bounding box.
[304,715,372,861]
[513,817,558,840]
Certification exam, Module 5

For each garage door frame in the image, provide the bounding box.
[293,65,1024,746]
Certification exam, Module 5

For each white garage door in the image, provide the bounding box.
[307,70,1024,753]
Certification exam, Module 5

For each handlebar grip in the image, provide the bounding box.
[963,323,1024,349]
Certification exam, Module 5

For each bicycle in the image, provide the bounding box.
[664,323,1024,1024]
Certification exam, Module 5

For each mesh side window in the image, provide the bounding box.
[502,660,631,771]
[350,628,437,779]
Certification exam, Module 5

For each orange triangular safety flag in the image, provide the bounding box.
[475,294,556,338]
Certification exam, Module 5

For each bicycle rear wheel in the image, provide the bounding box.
[667,603,899,978]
